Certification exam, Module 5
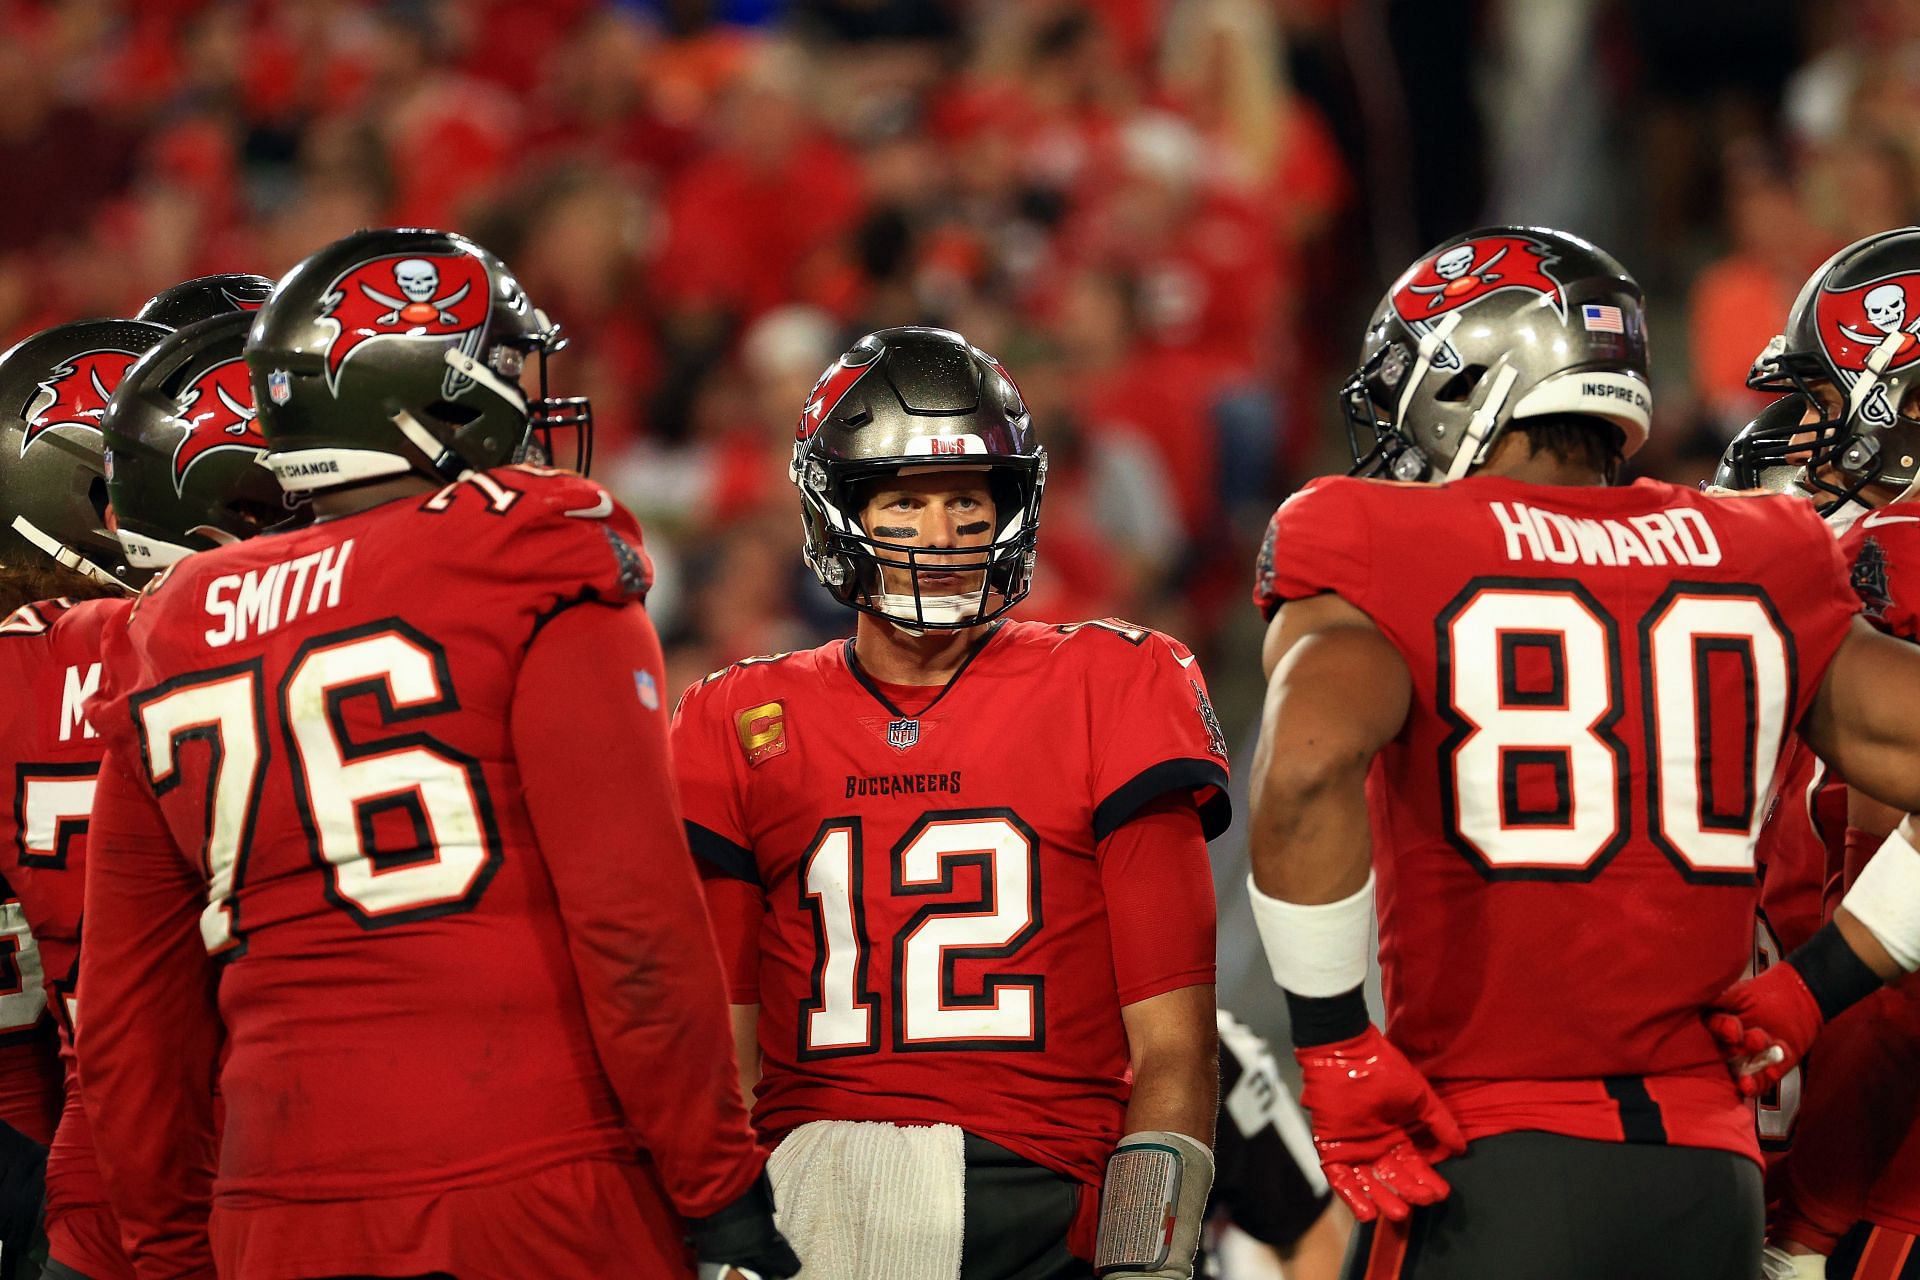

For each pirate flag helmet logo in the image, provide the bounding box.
[102,312,307,573]
[317,252,492,393]
[19,350,145,456]
[1389,233,1568,325]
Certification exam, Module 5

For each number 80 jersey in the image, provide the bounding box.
[671,619,1231,1190]
[1255,474,1859,1161]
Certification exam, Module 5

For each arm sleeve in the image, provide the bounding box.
[1101,795,1216,1005]
[512,599,764,1218]
[77,747,218,1280]
[1088,633,1231,842]
[1252,477,1373,621]
[669,678,757,885]
[699,869,765,1005]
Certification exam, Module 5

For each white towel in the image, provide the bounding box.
[769,1119,966,1280]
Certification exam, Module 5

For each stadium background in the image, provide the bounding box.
[0,0,1889,1043]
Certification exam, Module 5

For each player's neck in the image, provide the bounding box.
[1475,433,1609,487]
[310,475,442,520]
[852,613,990,687]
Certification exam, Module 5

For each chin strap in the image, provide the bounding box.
[11,517,128,593]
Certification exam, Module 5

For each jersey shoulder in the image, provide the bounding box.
[1254,476,1403,619]
[426,465,653,605]
[671,642,839,722]
[1003,616,1190,663]
[1843,506,1920,641]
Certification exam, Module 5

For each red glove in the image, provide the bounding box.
[1294,1026,1467,1223]
[1707,963,1825,1099]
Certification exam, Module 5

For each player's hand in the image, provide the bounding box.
[1293,1026,1466,1224]
[1706,964,1825,1098]
[688,1171,801,1280]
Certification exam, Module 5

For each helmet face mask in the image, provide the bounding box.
[246,229,592,493]
[1741,227,1920,515]
[1342,227,1651,482]
[791,327,1045,632]
[103,313,311,579]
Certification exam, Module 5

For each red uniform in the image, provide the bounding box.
[81,466,761,1280]
[670,619,1229,1201]
[0,595,134,1279]
[1769,508,1920,1249]
[1256,475,1859,1163]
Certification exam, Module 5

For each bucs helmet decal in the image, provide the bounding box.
[170,356,266,493]
[20,350,143,456]
[797,345,883,441]
[1390,234,1568,325]
[316,252,490,393]
[1814,271,1920,381]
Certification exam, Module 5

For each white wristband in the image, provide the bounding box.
[1247,872,1373,997]
[1841,826,1920,973]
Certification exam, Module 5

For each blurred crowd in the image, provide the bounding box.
[4,0,1918,719]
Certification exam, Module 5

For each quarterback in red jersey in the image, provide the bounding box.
[0,315,174,1278]
[76,229,796,1280]
[1721,227,1920,1280]
[1247,226,1920,1280]
[672,327,1230,1279]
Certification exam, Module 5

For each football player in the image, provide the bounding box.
[0,309,304,1280]
[1720,226,1920,1280]
[75,228,796,1279]
[1247,225,1920,1280]
[0,316,173,1279]
[671,326,1231,1278]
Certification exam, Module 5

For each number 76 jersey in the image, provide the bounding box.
[1255,474,1859,1161]
[670,619,1231,1190]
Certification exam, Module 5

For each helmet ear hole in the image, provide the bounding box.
[1434,366,1487,403]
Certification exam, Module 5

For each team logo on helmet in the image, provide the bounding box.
[1389,235,1567,324]
[797,346,882,441]
[18,349,142,456]
[316,252,490,393]
[1814,272,1920,377]
[170,357,266,493]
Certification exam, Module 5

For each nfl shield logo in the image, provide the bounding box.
[887,718,919,750]
[268,370,292,405]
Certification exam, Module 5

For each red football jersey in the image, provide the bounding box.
[0,594,132,1274]
[670,619,1230,1189]
[84,466,701,1208]
[1256,475,1860,1160]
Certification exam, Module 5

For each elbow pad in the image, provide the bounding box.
[1094,1130,1214,1278]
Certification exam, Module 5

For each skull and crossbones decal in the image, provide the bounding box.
[358,258,473,327]
[1406,243,1510,308]
[1837,281,1920,351]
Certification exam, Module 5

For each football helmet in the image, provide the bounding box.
[1342,226,1651,481]
[1735,227,1920,516]
[1712,397,1820,500]
[244,227,590,493]
[791,327,1045,630]
[103,313,310,577]
[136,273,276,327]
[0,318,170,587]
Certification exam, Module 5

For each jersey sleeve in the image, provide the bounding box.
[511,599,765,1217]
[1844,515,1920,644]
[1777,500,1864,715]
[1252,476,1375,621]
[669,674,758,885]
[1100,796,1215,1004]
[78,745,219,1280]
[1084,627,1231,842]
